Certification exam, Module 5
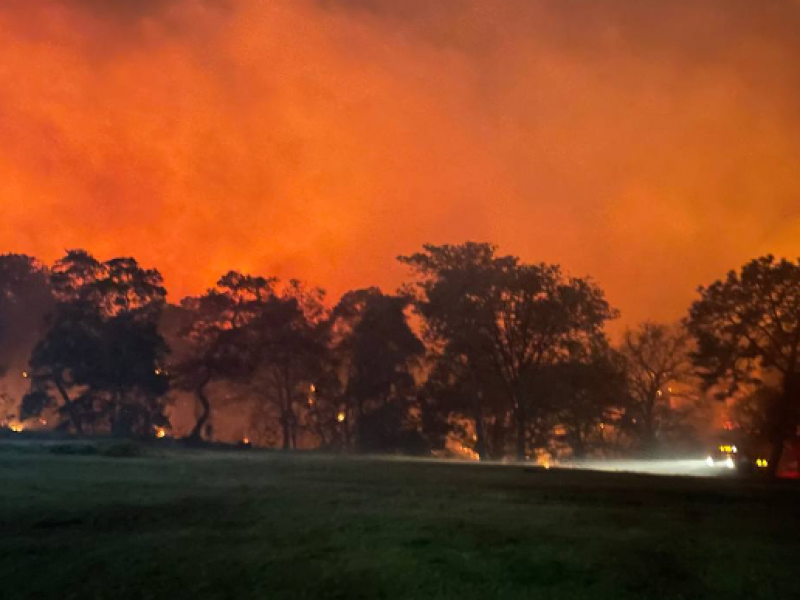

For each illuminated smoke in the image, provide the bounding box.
[2,0,800,327]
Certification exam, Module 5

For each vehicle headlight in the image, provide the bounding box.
[706,456,715,467]
[725,457,735,469]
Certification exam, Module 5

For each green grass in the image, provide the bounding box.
[1,442,799,600]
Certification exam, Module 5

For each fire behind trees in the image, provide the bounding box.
[2,244,799,474]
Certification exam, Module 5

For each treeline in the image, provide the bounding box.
[1,244,799,472]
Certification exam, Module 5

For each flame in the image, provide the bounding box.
[155,427,167,439]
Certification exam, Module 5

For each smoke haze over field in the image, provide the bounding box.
[2,0,800,323]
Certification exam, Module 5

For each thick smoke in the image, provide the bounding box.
[2,0,800,325]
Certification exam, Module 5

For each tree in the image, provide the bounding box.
[539,342,628,459]
[420,342,510,459]
[400,242,617,460]
[0,254,53,369]
[687,255,800,476]
[248,284,330,450]
[331,288,425,452]
[619,322,697,451]
[23,251,170,436]
[0,255,53,420]
[174,272,277,441]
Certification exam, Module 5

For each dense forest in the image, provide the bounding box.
[2,244,799,475]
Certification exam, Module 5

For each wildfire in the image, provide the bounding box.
[155,427,166,439]
[536,451,555,470]
[336,412,346,423]
[458,445,480,461]
[8,421,24,433]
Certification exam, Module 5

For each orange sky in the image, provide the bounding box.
[2,0,800,326]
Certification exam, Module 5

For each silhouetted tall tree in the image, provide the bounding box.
[23,251,169,436]
[619,322,696,451]
[249,284,329,450]
[331,288,424,452]
[539,342,628,458]
[175,272,276,441]
[687,255,800,476]
[420,348,509,458]
[0,254,53,421]
[401,242,617,460]
[0,255,53,372]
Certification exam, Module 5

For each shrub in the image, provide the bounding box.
[100,441,143,458]
[49,444,98,456]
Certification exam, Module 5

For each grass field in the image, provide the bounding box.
[1,441,799,600]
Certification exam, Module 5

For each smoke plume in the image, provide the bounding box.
[2,0,800,325]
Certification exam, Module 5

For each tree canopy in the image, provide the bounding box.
[401,242,618,459]
[6,244,799,475]
[22,251,169,436]
[688,255,800,473]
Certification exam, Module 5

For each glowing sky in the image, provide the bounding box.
[2,0,800,325]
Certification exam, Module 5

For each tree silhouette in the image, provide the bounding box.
[331,288,424,452]
[0,254,53,421]
[539,341,628,458]
[248,285,329,450]
[175,272,276,441]
[23,250,169,436]
[620,322,696,451]
[687,255,800,475]
[401,242,617,460]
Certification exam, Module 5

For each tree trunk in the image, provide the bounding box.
[280,410,292,450]
[642,427,658,455]
[490,412,505,460]
[189,376,212,441]
[767,376,798,478]
[473,390,487,461]
[572,435,586,460]
[355,391,366,453]
[290,414,298,450]
[514,397,527,461]
[767,435,785,479]
[284,378,298,450]
[53,375,84,435]
[642,396,656,453]
[311,403,328,447]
